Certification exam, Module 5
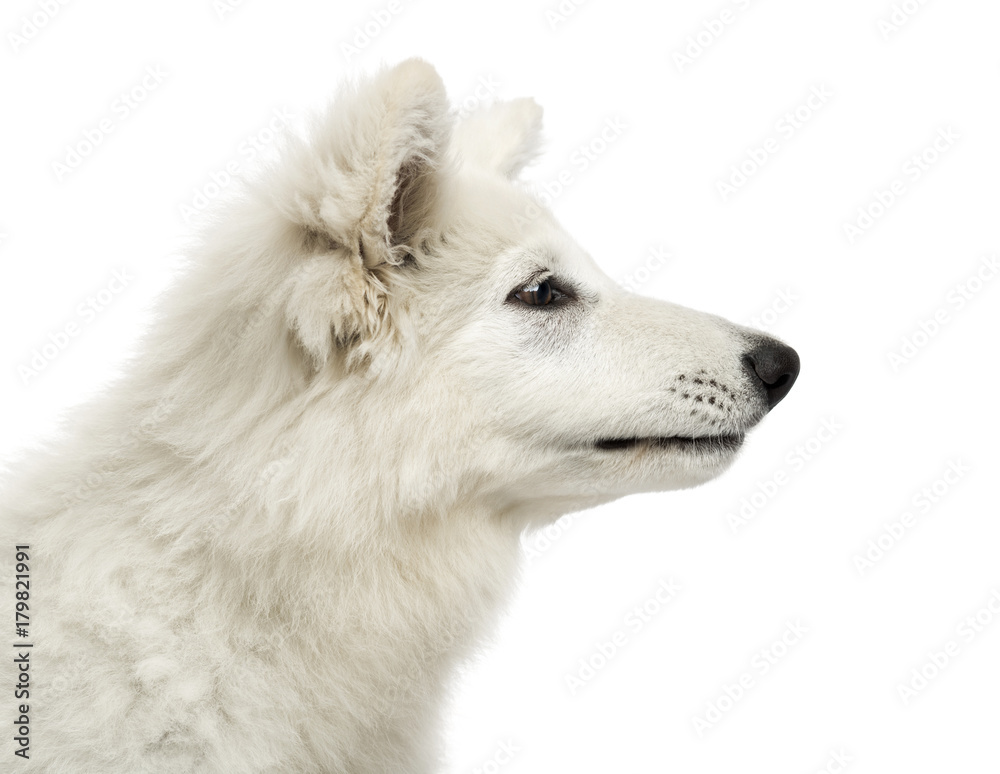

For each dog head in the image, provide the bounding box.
[185,59,799,527]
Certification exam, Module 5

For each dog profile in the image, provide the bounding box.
[1,59,799,773]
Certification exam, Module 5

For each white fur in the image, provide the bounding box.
[1,60,792,772]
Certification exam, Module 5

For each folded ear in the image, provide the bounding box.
[269,58,452,370]
[452,98,544,179]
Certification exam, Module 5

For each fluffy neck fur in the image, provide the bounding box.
[2,198,523,773]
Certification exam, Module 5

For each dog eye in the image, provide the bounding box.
[513,280,557,306]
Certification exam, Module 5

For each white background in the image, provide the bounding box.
[2,1,1000,772]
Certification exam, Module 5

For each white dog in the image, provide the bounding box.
[2,59,798,772]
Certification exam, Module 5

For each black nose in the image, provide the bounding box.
[742,339,800,410]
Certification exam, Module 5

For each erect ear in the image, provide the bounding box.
[270,58,452,369]
[283,57,451,264]
[451,98,544,179]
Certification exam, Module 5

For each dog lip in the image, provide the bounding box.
[593,434,745,452]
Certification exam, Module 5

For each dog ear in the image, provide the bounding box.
[271,58,452,369]
[281,57,451,264]
[452,98,543,179]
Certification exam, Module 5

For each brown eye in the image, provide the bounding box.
[514,280,554,306]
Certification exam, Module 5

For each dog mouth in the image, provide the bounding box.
[593,434,745,453]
